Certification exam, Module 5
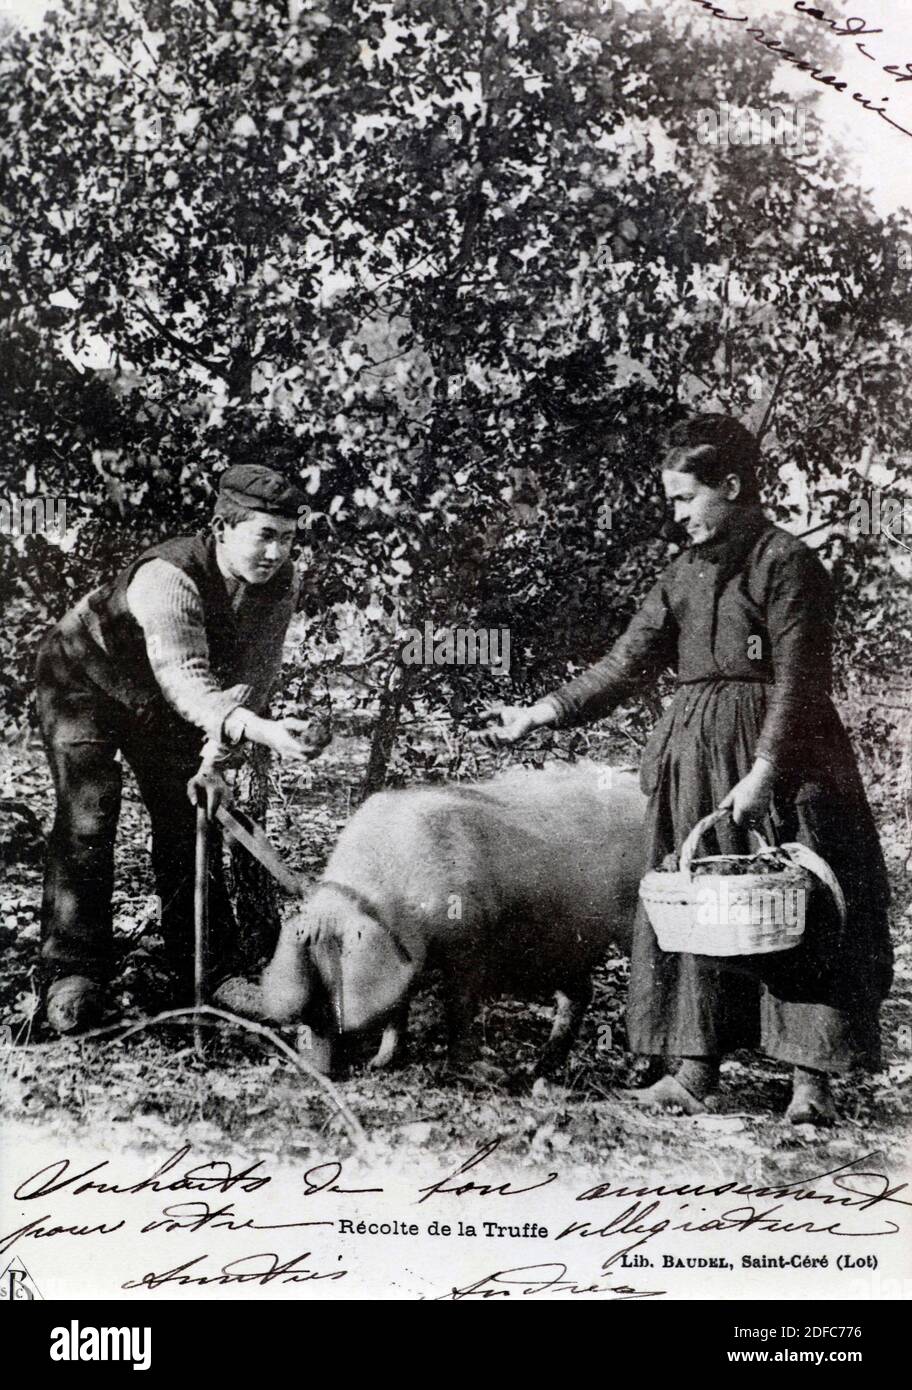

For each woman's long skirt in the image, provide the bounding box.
[627,679,893,1072]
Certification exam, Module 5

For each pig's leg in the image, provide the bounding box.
[296,1026,336,1077]
[534,976,593,1080]
[367,1002,410,1070]
[442,971,480,1072]
[441,948,506,1082]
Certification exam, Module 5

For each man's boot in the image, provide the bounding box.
[45,976,104,1035]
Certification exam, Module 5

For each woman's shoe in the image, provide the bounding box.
[45,976,103,1035]
[624,1072,710,1114]
[785,1068,836,1126]
[624,1057,721,1113]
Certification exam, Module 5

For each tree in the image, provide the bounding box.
[1,0,910,786]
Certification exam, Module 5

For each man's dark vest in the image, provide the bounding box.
[61,533,294,725]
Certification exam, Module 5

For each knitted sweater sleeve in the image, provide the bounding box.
[126,560,252,741]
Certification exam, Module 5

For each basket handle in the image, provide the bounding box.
[680,807,771,876]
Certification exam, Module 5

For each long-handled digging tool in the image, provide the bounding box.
[212,805,338,1072]
[192,802,307,1049]
[193,797,209,1053]
[214,804,305,894]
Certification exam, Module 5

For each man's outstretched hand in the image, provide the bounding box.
[293,711,333,759]
[244,713,332,762]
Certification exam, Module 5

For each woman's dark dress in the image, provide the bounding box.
[547,511,892,1072]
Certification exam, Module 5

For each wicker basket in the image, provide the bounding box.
[638,808,846,957]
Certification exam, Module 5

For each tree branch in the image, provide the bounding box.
[132,299,231,380]
[96,31,157,92]
[71,1006,367,1147]
[756,360,793,445]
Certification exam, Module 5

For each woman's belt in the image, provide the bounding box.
[675,673,771,729]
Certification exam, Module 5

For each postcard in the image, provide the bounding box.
[1,0,910,1315]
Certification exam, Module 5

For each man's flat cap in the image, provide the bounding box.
[217,464,306,518]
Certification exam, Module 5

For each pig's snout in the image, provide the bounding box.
[260,913,316,1024]
[311,914,421,1035]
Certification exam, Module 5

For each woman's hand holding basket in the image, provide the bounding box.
[718,756,775,825]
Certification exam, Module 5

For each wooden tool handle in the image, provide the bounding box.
[194,801,209,1026]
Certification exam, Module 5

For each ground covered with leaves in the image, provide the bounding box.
[1,708,911,1182]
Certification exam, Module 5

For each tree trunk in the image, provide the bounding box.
[226,744,282,972]
[359,659,415,802]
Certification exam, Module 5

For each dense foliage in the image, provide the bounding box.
[2,0,910,776]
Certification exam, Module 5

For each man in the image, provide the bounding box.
[35,463,326,1035]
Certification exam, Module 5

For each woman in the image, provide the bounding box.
[492,415,892,1124]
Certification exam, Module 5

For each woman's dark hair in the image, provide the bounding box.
[663,414,761,506]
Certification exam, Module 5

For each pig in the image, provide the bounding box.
[259,761,646,1078]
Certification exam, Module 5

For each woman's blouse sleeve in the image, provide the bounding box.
[755,545,834,769]
[545,573,678,729]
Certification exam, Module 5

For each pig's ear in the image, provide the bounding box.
[260,921,316,1024]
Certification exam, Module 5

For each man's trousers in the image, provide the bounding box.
[35,626,237,992]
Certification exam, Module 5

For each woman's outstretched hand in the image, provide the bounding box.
[484,701,556,745]
[719,758,776,826]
